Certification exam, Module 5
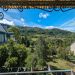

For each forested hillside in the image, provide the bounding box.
[0,25,75,72]
[18,26,75,38]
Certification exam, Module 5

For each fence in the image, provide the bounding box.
[0,68,73,75]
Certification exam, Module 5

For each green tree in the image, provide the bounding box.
[48,42,57,61]
[4,57,18,68]
[7,39,27,67]
[15,44,27,67]
[21,36,30,47]
[0,44,8,67]
[8,26,21,43]
[25,53,37,71]
[34,37,48,69]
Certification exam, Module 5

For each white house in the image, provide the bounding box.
[70,42,75,55]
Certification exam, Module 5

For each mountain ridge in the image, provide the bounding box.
[17,26,75,38]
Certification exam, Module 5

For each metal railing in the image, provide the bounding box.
[0,68,73,75]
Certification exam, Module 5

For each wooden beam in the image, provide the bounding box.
[0,0,75,8]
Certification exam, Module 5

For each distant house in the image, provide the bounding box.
[0,23,13,44]
[70,42,75,55]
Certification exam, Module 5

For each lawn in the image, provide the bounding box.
[47,59,75,70]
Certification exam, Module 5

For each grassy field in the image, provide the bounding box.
[47,59,75,70]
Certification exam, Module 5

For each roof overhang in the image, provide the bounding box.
[0,0,75,8]
[0,31,13,34]
[6,32,13,35]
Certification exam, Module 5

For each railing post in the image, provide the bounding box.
[71,70,73,75]
[61,72,62,75]
[56,72,57,75]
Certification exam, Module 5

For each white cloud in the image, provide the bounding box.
[60,18,75,27]
[21,18,24,22]
[13,19,26,26]
[60,27,75,32]
[22,23,29,27]
[0,19,15,26]
[0,11,27,26]
[0,10,24,26]
[45,26,55,29]
[59,18,75,32]
[28,22,42,28]
[7,9,19,13]
[39,13,49,19]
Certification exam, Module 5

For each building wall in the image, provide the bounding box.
[70,42,75,55]
[0,33,7,43]
[4,34,7,42]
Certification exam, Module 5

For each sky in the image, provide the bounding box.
[0,8,75,32]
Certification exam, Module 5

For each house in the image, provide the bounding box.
[70,42,75,55]
[0,23,13,44]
